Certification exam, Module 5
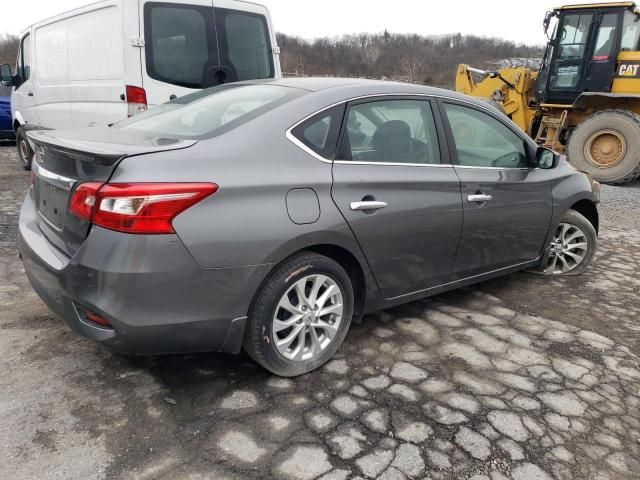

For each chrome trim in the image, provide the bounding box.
[350,200,388,211]
[335,160,453,168]
[454,165,532,171]
[285,129,332,164]
[285,91,536,164]
[37,210,63,232]
[32,162,76,191]
[467,194,493,202]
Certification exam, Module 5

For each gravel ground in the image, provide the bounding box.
[1,142,639,480]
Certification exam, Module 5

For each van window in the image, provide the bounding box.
[117,84,303,139]
[145,3,211,88]
[18,34,31,81]
[145,3,274,89]
[215,9,274,81]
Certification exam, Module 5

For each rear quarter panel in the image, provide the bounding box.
[109,108,366,271]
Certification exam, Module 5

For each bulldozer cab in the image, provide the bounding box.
[536,2,640,105]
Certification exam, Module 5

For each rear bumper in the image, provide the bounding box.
[18,189,271,355]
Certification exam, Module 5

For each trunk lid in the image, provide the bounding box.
[28,127,197,257]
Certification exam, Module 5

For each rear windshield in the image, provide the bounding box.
[116,84,303,139]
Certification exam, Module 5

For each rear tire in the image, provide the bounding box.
[243,252,354,377]
[567,109,640,185]
[16,126,33,171]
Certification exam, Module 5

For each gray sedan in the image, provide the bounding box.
[19,78,600,376]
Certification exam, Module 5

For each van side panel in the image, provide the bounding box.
[32,1,127,130]
[67,5,127,127]
[34,22,73,127]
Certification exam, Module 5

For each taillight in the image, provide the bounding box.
[69,183,218,234]
[69,182,103,220]
[126,85,148,117]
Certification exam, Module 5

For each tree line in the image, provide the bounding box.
[277,31,543,88]
[0,34,19,66]
[0,31,542,89]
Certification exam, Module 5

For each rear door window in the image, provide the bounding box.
[336,99,441,164]
[215,9,274,82]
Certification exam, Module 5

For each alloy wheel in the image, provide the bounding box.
[545,222,588,274]
[19,139,30,167]
[272,274,344,362]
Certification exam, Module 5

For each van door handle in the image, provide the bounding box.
[350,200,388,211]
[467,194,493,203]
[27,91,33,97]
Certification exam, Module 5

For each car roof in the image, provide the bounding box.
[240,77,477,100]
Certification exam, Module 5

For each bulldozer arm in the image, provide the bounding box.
[455,64,538,134]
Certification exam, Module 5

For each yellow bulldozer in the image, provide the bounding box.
[456,2,640,184]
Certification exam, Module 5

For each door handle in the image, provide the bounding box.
[350,200,388,211]
[27,91,33,97]
[467,194,493,203]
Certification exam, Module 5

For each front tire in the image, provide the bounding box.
[244,252,354,377]
[16,126,33,171]
[567,110,640,185]
[541,209,597,276]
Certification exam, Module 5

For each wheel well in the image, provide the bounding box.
[570,200,599,233]
[305,244,367,319]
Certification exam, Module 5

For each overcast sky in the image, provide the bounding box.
[0,0,596,45]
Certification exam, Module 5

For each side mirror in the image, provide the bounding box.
[0,64,14,87]
[536,147,559,169]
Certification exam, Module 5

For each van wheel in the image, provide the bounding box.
[16,127,33,171]
[244,252,354,377]
[540,209,597,276]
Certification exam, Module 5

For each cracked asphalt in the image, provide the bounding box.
[1,142,639,480]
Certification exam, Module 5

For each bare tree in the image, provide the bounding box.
[361,44,381,77]
[399,54,424,83]
[0,34,19,66]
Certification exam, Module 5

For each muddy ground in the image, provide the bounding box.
[1,142,639,480]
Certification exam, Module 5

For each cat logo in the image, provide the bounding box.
[617,63,640,77]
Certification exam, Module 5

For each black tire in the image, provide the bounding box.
[567,109,640,185]
[536,209,597,276]
[243,252,354,377]
[16,126,33,171]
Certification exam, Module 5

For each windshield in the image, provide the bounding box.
[116,84,303,139]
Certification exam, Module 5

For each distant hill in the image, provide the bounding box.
[277,32,544,89]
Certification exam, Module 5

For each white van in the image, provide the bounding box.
[0,0,281,168]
